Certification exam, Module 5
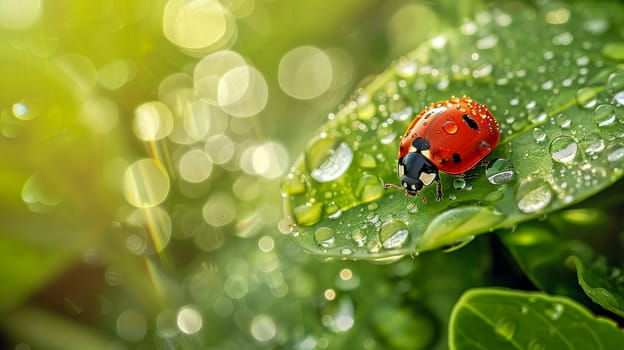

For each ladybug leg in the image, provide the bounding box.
[435,177,443,201]
[461,172,479,181]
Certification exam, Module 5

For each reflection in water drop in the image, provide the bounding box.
[549,136,578,164]
[379,220,409,249]
[177,305,203,334]
[516,180,553,213]
[592,104,616,127]
[314,227,335,248]
[293,202,323,226]
[532,127,546,143]
[606,145,624,163]
[309,141,353,182]
[606,71,624,95]
[390,106,413,121]
[355,175,384,202]
[485,158,515,185]
[453,178,466,190]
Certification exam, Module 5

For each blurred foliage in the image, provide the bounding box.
[0,0,623,349]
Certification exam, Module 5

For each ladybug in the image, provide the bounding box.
[385,96,500,201]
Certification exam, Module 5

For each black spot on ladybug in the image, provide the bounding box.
[452,152,462,163]
[412,137,430,151]
[462,114,479,130]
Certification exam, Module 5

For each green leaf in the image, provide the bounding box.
[282,1,624,259]
[449,288,624,350]
[571,256,624,318]
[499,183,624,318]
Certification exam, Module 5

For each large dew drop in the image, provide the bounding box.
[549,135,578,164]
[306,138,354,183]
[379,220,409,249]
[515,180,553,213]
[485,158,515,185]
[314,227,335,248]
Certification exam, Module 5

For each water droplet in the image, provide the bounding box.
[606,71,624,95]
[340,247,353,256]
[532,127,547,143]
[549,135,578,163]
[494,318,516,341]
[307,138,353,183]
[528,110,547,124]
[453,178,467,190]
[378,126,397,145]
[442,120,458,134]
[355,175,384,203]
[406,202,418,214]
[486,158,515,185]
[390,106,413,121]
[293,202,323,226]
[520,305,529,314]
[576,87,600,108]
[614,91,624,105]
[544,303,565,320]
[314,227,335,248]
[606,144,624,163]
[581,133,605,155]
[555,113,571,128]
[593,104,616,127]
[351,229,366,247]
[516,180,553,213]
[379,220,409,249]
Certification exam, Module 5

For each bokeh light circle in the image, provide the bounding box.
[179,148,213,183]
[278,46,333,100]
[133,101,174,141]
[123,158,170,208]
[202,192,236,226]
[218,65,268,118]
[176,305,203,334]
[194,50,247,104]
[126,206,172,255]
[163,0,234,53]
[116,309,148,342]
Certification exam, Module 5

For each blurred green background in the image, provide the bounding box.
[0,0,525,349]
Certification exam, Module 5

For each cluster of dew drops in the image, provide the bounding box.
[282,3,624,259]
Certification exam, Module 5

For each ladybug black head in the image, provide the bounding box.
[401,175,424,196]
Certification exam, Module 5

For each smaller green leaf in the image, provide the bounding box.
[450,288,624,350]
[570,255,624,318]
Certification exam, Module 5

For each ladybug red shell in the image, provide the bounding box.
[387,96,500,201]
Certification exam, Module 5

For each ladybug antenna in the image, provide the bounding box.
[384,183,403,191]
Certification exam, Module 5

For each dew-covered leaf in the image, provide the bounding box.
[282,1,624,259]
[449,288,624,350]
